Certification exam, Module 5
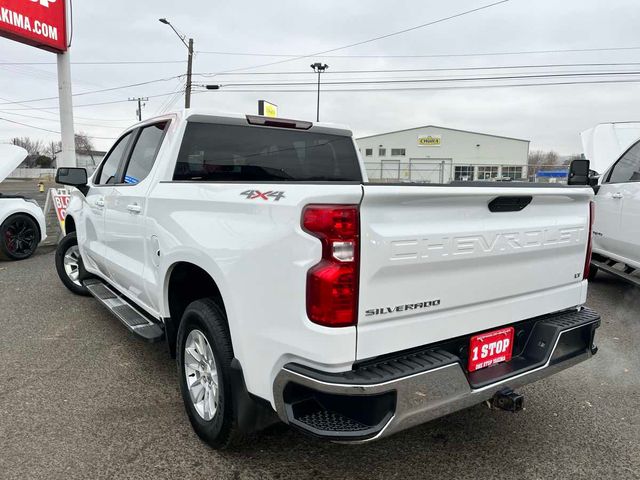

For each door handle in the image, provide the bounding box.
[612,192,623,199]
[127,203,142,214]
[94,199,105,207]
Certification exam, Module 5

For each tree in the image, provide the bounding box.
[528,150,561,170]
[11,137,46,168]
[35,155,53,168]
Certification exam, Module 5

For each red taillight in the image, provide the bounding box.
[303,205,359,327]
[584,201,595,279]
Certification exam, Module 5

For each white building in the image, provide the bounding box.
[357,125,530,183]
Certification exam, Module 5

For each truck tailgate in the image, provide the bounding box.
[357,185,593,360]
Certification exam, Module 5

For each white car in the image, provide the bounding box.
[0,145,47,261]
[54,110,600,448]
[590,139,640,285]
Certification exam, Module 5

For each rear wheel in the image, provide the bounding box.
[177,298,241,449]
[0,213,40,261]
[55,232,90,296]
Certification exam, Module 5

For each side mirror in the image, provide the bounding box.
[567,159,590,186]
[56,167,89,194]
[56,167,87,186]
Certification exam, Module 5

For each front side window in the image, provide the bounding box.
[608,141,640,183]
[174,123,362,182]
[391,148,406,156]
[96,132,133,185]
[365,148,373,157]
[123,122,168,185]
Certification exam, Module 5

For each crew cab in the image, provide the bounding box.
[55,110,600,448]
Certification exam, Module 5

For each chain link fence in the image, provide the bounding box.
[364,161,570,184]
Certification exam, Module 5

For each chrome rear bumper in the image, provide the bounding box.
[273,307,600,442]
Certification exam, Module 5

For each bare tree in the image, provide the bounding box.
[11,137,46,167]
[528,150,561,170]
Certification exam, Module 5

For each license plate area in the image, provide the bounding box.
[468,326,515,372]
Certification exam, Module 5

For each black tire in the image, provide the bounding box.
[588,264,599,281]
[55,232,90,296]
[0,213,40,261]
[177,298,241,449]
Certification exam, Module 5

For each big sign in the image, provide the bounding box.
[0,0,67,52]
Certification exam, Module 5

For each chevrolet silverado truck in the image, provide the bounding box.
[54,110,600,448]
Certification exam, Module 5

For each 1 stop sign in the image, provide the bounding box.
[0,0,67,52]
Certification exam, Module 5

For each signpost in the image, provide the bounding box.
[0,0,76,167]
[258,100,278,118]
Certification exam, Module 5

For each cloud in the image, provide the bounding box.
[1,0,640,155]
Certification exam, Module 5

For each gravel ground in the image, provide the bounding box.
[0,247,638,480]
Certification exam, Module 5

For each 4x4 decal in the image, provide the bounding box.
[240,190,286,201]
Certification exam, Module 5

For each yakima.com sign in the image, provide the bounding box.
[0,0,66,52]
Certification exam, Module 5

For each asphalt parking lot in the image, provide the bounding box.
[0,247,638,480]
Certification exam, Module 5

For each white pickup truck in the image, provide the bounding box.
[55,110,600,448]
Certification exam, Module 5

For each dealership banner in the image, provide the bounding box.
[0,0,67,52]
[418,135,442,147]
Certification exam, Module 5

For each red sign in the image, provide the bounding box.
[467,326,514,372]
[0,0,67,52]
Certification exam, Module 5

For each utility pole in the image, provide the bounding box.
[186,38,194,109]
[159,18,194,109]
[128,97,149,121]
[310,63,329,122]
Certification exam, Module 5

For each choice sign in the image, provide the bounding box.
[0,0,67,52]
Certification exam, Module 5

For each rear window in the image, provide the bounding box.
[173,122,362,182]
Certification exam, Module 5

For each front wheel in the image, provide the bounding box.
[177,298,241,449]
[0,213,40,261]
[55,232,90,296]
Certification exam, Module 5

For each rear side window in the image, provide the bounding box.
[173,123,362,182]
[123,122,168,184]
[96,132,132,185]
[608,141,640,183]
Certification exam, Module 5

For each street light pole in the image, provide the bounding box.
[310,62,328,122]
[159,18,194,109]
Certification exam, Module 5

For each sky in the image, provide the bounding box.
[1,0,640,155]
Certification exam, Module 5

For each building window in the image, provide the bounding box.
[391,148,406,156]
[378,148,386,157]
[501,166,523,180]
[365,148,373,157]
[477,166,499,180]
[454,165,475,181]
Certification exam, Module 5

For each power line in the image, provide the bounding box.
[195,45,640,59]
[0,117,117,140]
[0,109,129,129]
[0,75,184,106]
[212,71,640,88]
[0,60,186,65]
[0,90,186,111]
[215,0,511,73]
[194,77,640,93]
[195,62,640,77]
